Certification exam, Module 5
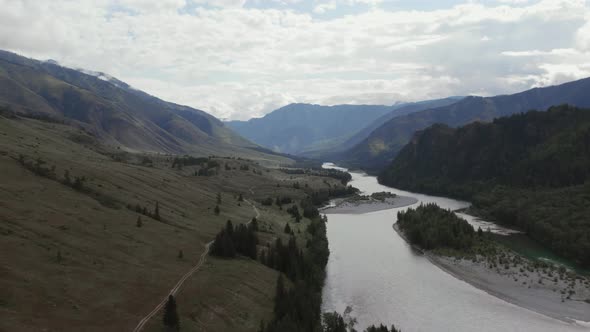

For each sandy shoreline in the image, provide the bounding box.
[392,223,590,324]
[321,195,418,214]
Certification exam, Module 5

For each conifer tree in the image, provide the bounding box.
[214,205,220,215]
[154,202,161,221]
[163,295,180,330]
[136,216,142,228]
[63,170,71,185]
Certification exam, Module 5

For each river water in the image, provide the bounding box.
[321,163,589,332]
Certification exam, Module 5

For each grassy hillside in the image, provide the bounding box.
[0,50,284,162]
[342,77,590,171]
[0,112,346,331]
[379,105,590,267]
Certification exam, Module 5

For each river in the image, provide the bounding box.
[321,163,590,332]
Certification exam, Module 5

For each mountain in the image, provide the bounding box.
[0,50,283,161]
[225,103,398,155]
[309,97,463,157]
[341,77,590,171]
[379,105,590,267]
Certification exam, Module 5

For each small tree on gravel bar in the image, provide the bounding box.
[163,294,180,330]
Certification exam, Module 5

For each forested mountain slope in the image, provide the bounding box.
[342,78,590,171]
[323,97,463,156]
[379,105,590,267]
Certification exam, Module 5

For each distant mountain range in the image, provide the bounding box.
[226,103,395,155]
[310,97,463,158]
[226,98,463,157]
[338,77,590,171]
[0,50,285,161]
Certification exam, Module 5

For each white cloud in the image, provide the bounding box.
[192,0,248,8]
[313,1,337,14]
[0,0,589,120]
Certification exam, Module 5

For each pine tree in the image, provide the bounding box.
[225,220,234,235]
[214,205,220,215]
[154,202,161,221]
[163,295,180,330]
[136,216,142,228]
[178,249,183,260]
[222,231,236,257]
[63,170,71,186]
[284,223,292,234]
[238,193,244,202]
[274,274,285,314]
[216,193,222,204]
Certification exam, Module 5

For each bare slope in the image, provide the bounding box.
[0,49,279,161]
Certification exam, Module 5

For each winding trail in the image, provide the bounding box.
[244,198,260,219]
[132,196,260,332]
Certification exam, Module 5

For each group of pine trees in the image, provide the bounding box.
[286,205,302,222]
[171,156,208,169]
[322,311,401,332]
[260,236,304,281]
[129,201,161,221]
[17,155,88,191]
[210,220,258,259]
[397,203,476,251]
[260,215,330,332]
[279,168,353,185]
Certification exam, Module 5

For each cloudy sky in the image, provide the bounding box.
[1,0,590,120]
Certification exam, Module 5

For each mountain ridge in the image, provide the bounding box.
[0,50,287,162]
[339,77,590,171]
[225,103,397,155]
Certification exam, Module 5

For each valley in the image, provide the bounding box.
[2,42,590,331]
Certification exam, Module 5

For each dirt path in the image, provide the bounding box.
[132,241,212,332]
[244,198,260,219]
[132,197,260,331]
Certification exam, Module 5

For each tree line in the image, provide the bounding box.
[397,203,476,251]
[210,220,258,259]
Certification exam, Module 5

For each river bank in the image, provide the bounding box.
[392,223,590,324]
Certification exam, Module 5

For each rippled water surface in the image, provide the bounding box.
[321,164,589,332]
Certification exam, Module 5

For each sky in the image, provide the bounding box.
[1,0,590,120]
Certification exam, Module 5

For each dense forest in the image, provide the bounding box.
[342,78,590,172]
[397,204,476,251]
[261,215,329,331]
[379,105,590,267]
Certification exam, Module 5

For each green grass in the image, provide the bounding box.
[0,115,343,332]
